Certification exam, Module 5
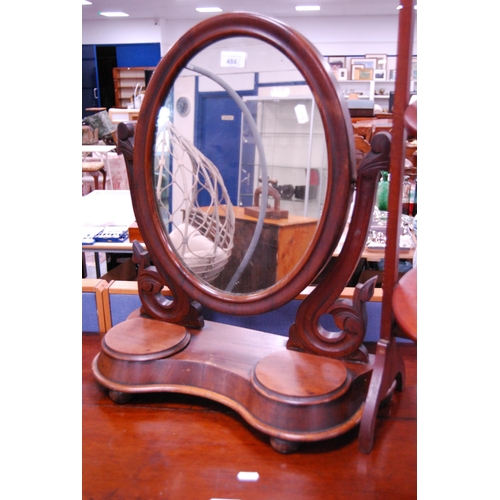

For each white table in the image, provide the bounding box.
[82,190,139,277]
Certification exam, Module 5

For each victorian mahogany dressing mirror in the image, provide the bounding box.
[92,6,415,454]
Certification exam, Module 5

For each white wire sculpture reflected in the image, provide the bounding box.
[153,63,272,290]
[155,120,235,283]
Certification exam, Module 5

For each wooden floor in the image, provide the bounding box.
[83,333,417,499]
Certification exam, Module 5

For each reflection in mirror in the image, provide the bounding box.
[152,37,328,294]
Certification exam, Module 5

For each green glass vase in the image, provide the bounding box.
[377,171,389,211]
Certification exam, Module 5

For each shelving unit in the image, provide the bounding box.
[335,79,417,112]
[112,67,156,108]
[239,96,328,219]
[337,79,377,100]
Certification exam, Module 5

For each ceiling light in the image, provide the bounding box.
[82,1,92,4]
[99,12,129,17]
[196,7,223,13]
[295,6,321,11]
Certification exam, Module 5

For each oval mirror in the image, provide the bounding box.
[133,13,355,315]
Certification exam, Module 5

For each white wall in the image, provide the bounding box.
[82,19,163,45]
[82,15,417,57]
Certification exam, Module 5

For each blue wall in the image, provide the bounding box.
[82,292,100,333]
[115,43,161,67]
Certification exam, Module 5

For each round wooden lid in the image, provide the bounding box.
[102,317,190,361]
[252,350,349,402]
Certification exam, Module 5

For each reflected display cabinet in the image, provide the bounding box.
[239,96,327,219]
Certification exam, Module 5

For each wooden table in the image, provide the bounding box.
[82,191,416,280]
[82,332,417,499]
[333,222,416,263]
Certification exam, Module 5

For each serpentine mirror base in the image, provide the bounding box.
[92,312,381,454]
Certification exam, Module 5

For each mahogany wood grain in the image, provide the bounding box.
[253,350,348,398]
[288,132,391,360]
[392,267,417,342]
[103,317,190,360]
[93,318,373,443]
[358,0,416,454]
[83,333,417,499]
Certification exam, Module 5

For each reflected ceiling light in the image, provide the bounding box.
[295,5,321,11]
[397,4,417,8]
[196,7,223,13]
[99,12,129,17]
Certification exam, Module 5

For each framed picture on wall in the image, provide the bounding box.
[351,65,363,79]
[365,54,388,70]
[337,67,348,80]
[350,58,377,71]
[328,56,346,69]
[327,56,346,80]
[374,69,386,81]
[352,66,373,81]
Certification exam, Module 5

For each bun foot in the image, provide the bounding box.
[109,390,134,404]
[270,437,300,454]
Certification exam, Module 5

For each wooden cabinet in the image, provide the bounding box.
[112,67,155,108]
[211,207,318,293]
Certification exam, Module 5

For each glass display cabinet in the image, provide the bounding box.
[239,96,328,219]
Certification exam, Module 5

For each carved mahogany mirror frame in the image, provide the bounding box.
[131,12,356,317]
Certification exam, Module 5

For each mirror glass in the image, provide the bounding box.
[151,37,328,294]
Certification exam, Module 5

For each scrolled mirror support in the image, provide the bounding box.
[132,242,204,328]
[287,132,392,359]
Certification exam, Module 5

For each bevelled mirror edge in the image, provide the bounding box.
[132,12,355,315]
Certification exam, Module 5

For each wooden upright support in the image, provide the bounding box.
[358,0,416,454]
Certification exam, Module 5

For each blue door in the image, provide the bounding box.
[82,45,98,117]
[195,91,256,207]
